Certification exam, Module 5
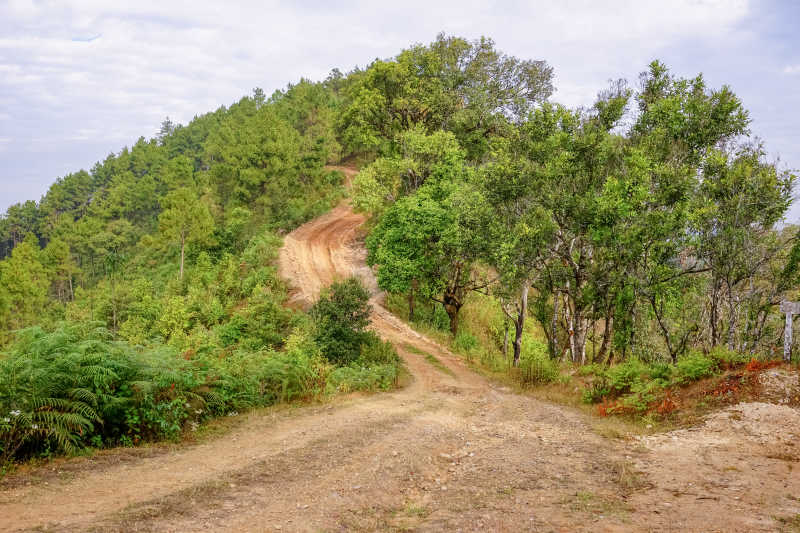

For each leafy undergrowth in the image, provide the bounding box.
[578,354,799,426]
[519,351,800,436]
[0,278,402,469]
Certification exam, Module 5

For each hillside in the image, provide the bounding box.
[1,34,799,531]
[1,183,798,531]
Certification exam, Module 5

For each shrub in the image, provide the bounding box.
[518,339,559,385]
[358,333,400,366]
[582,358,646,405]
[216,314,248,347]
[0,325,202,460]
[707,346,750,368]
[582,377,610,404]
[622,380,663,413]
[676,351,718,383]
[647,362,673,385]
[310,277,372,365]
[453,331,478,353]
[605,358,648,394]
[1,324,333,463]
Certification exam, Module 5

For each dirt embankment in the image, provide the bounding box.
[1,166,798,532]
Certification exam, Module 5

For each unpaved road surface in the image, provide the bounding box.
[1,166,799,532]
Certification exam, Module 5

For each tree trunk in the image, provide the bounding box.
[566,297,575,362]
[512,282,529,367]
[597,309,613,364]
[551,291,559,358]
[574,317,588,365]
[502,321,509,358]
[726,280,737,351]
[443,294,462,335]
[111,273,117,333]
[710,278,721,346]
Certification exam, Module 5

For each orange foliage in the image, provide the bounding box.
[745,359,780,373]
[655,392,677,414]
[597,399,625,417]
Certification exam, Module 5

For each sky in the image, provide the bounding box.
[1,0,799,217]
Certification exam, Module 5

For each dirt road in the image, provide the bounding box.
[1,167,798,532]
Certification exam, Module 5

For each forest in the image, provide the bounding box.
[1,34,797,463]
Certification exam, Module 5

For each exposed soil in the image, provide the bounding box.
[1,166,798,532]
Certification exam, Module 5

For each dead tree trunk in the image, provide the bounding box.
[500,282,530,368]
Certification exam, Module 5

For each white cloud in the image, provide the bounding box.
[784,65,800,75]
[10,0,800,216]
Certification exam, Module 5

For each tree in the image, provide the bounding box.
[352,128,463,215]
[366,164,490,334]
[158,187,214,279]
[692,145,795,350]
[480,135,555,366]
[338,34,553,160]
[1,200,40,257]
[510,97,629,364]
[0,234,49,336]
[310,277,372,365]
[42,237,79,303]
[157,117,176,144]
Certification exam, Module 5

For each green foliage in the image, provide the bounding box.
[0,318,400,464]
[605,359,649,395]
[0,235,49,336]
[338,34,553,160]
[310,277,372,365]
[326,363,398,394]
[158,186,214,278]
[675,352,718,383]
[517,339,559,385]
[578,347,754,412]
[358,334,400,366]
[453,331,479,353]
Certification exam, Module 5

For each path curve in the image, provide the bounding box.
[1,166,798,532]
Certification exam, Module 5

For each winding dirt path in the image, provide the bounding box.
[1,166,798,532]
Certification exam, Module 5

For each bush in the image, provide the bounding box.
[0,324,203,460]
[582,358,646,404]
[622,380,663,413]
[518,339,559,385]
[358,333,400,366]
[453,331,479,353]
[0,324,331,463]
[675,351,718,383]
[707,346,750,368]
[605,358,648,394]
[647,362,673,385]
[310,277,372,365]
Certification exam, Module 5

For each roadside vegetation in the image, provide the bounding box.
[387,290,799,427]
[0,276,398,465]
